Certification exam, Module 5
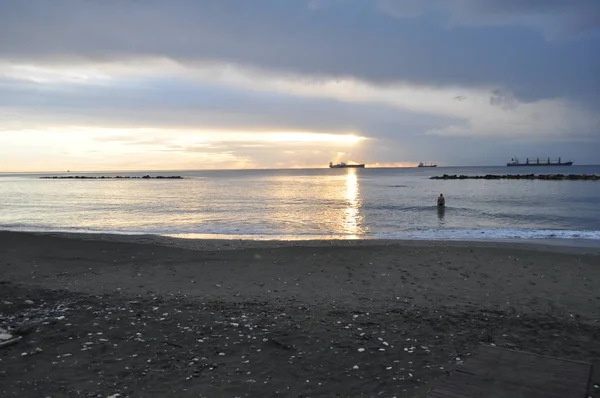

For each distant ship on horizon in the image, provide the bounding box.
[329,161,365,168]
[417,162,437,168]
[507,157,573,167]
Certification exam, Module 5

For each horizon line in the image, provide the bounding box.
[1,164,598,174]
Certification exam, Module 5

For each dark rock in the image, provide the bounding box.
[40,176,183,180]
[14,323,37,336]
[430,174,599,181]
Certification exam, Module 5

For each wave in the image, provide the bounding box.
[375,228,600,241]
[2,224,600,243]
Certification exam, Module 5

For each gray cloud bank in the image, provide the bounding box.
[378,0,600,35]
[1,0,599,103]
[0,75,456,134]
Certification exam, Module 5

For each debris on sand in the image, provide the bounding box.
[0,336,22,349]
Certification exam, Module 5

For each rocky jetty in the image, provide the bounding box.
[40,175,183,179]
[430,174,599,181]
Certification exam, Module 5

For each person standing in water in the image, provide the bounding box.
[437,193,445,207]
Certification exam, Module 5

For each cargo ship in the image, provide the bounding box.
[507,157,573,167]
[417,162,437,168]
[329,161,365,168]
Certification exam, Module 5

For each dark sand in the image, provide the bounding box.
[0,231,599,397]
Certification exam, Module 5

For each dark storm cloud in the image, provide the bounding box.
[0,0,599,102]
[379,0,600,32]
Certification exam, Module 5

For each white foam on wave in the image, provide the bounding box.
[378,228,600,241]
[2,225,600,244]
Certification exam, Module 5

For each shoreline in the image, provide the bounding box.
[2,229,599,254]
[1,230,599,397]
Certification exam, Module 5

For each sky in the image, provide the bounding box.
[1,0,599,171]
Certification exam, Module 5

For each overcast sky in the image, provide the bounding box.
[1,0,599,171]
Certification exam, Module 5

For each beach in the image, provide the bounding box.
[1,231,599,397]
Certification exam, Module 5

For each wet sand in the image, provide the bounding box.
[1,231,599,397]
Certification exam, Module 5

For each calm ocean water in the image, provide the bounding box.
[1,166,599,242]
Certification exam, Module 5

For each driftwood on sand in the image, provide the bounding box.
[0,336,22,349]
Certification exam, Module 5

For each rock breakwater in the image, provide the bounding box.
[430,174,599,181]
[40,175,183,179]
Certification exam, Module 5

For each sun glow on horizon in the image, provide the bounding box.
[264,132,366,144]
[0,126,369,172]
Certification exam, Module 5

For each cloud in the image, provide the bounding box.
[377,0,600,38]
[0,0,598,103]
[0,1,599,169]
[1,59,598,142]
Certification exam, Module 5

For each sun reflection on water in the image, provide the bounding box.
[342,169,364,238]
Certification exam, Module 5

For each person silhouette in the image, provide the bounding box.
[437,193,445,207]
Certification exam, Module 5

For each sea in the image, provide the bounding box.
[1,166,599,243]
